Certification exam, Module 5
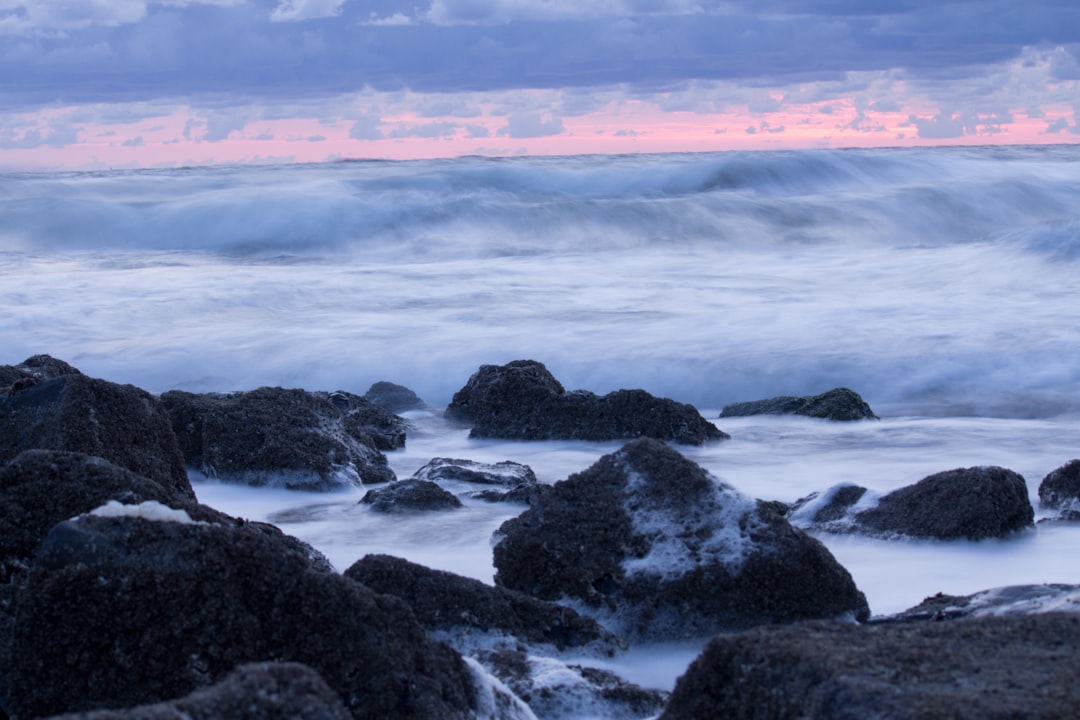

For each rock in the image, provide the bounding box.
[1,354,83,391]
[876,584,1080,623]
[317,390,408,451]
[360,480,463,513]
[789,484,869,525]
[0,450,218,567]
[1039,459,1080,520]
[446,360,727,445]
[364,381,426,413]
[413,457,538,487]
[660,613,1080,720]
[854,466,1034,540]
[344,554,622,655]
[720,387,878,421]
[492,438,868,641]
[5,511,475,719]
[161,387,397,490]
[42,662,351,720]
[0,373,192,500]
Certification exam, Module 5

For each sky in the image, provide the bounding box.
[1,0,1078,170]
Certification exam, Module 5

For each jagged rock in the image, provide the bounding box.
[660,614,1080,720]
[876,584,1080,623]
[492,438,868,641]
[413,457,538,487]
[42,662,351,720]
[854,466,1034,540]
[0,372,191,499]
[1,354,83,391]
[364,381,426,413]
[360,480,463,513]
[317,391,408,451]
[446,360,727,445]
[161,387,397,490]
[0,450,219,567]
[1039,459,1080,521]
[720,387,878,421]
[344,554,622,655]
[5,511,475,720]
[472,483,548,505]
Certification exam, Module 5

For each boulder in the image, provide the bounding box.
[660,613,1080,720]
[5,510,475,719]
[0,372,191,499]
[345,554,622,655]
[1,354,83,391]
[1038,459,1080,521]
[720,387,878,421]
[317,390,408,451]
[43,662,351,720]
[446,360,727,445]
[413,457,538,488]
[876,584,1080,623]
[360,480,463,513]
[364,381,426,413]
[161,387,397,490]
[788,484,869,526]
[492,438,868,641]
[854,466,1034,540]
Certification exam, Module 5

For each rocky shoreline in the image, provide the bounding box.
[2,355,1078,719]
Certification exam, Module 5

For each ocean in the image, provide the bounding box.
[3,144,1079,699]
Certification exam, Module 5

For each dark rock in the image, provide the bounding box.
[344,554,622,654]
[492,438,869,641]
[0,354,83,391]
[787,483,870,527]
[6,513,475,719]
[364,381,426,413]
[446,360,727,445]
[1039,459,1080,520]
[0,373,191,499]
[0,450,218,567]
[720,387,878,421]
[413,457,538,487]
[360,480,463,513]
[317,391,408,451]
[855,466,1034,540]
[43,662,351,720]
[876,584,1080,623]
[472,482,548,505]
[161,387,397,490]
[661,613,1080,720]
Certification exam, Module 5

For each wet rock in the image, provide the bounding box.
[360,480,463,513]
[43,662,351,720]
[0,373,191,499]
[720,387,878,421]
[364,381,426,413]
[5,512,475,719]
[413,457,538,487]
[1038,459,1080,521]
[161,387,397,490]
[446,360,727,445]
[876,584,1080,623]
[789,484,869,525]
[344,554,622,655]
[0,354,83,391]
[492,438,868,641]
[854,466,1034,540]
[661,613,1080,720]
[317,390,408,451]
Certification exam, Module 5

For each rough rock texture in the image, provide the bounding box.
[161,387,397,490]
[345,554,622,654]
[0,450,218,567]
[1,354,83,391]
[413,457,538,487]
[5,513,475,720]
[789,484,869,525]
[1039,459,1080,520]
[877,584,1080,623]
[364,381,426,413]
[855,466,1034,540]
[360,480,463,513]
[492,438,868,641]
[0,372,191,499]
[446,360,727,445]
[317,390,408,451]
[43,662,351,720]
[720,387,878,421]
[660,614,1080,720]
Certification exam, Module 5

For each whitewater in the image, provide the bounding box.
[2,144,1080,698]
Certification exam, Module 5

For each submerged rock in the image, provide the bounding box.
[446,360,727,445]
[363,381,426,413]
[43,662,351,720]
[0,371,191,499]
[1038,459,1080,521]
[720,387,878,421]
[161,387,397,490]
[878,584,1080,623]
[6,511,475,719]
[413,457,538,487]
[661,613,1080,720]
[492,438,868,641]
[360,480,463,513]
